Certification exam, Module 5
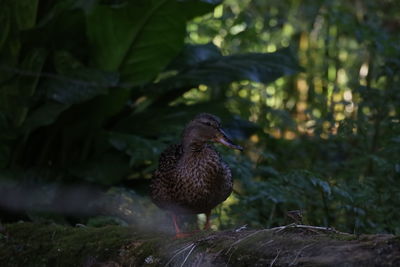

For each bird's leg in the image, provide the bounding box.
[172,213,181,234]
[204,210,211,230]
[172,214,191,238]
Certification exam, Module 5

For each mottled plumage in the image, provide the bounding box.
[150,113,242,236]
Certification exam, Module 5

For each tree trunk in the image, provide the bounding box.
[0,222,399,266]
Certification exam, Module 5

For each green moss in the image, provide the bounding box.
[326,232,358,241]
[0,222,143,266]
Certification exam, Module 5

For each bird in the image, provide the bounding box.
[150,113,243,238]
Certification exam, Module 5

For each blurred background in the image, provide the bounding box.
[0,0,399,234]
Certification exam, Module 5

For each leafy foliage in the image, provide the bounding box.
[1,0,399,236]
[0,0,297,223]
[190,0,400,234]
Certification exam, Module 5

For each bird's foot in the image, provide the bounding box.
[174,229,202,239]
[174,232,194,239]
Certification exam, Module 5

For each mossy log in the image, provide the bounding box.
[0,223,399,266]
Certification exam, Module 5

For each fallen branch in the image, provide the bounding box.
[0,222,399,266]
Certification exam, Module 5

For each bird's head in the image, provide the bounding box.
[182,113,243,151]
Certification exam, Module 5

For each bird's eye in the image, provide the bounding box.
[202,121,213,127]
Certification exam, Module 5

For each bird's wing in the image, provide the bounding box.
[151,144,182,208]
[156,144,182,173]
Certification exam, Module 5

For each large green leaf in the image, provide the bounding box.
[13,0,38,30]
[44,70,118,105]
[108,132,165,166]
[44,51,119,105]
[14,48,47,126]
[0,48,46,127]
[86,0,220,85]
[150,45,301,93]
[20,55,119,132]
[22,7,87,58]
[114,101,258,139]
[86,2,147,72]
[21,102,69,132]
[166,42,222,71]
[178,0,222,21]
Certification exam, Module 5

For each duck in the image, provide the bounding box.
[150,113,243,238]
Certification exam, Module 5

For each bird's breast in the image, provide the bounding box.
[177,149,222,185]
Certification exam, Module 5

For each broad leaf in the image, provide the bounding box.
[86,0,220,85]
[21,102,69,132]
[178,0,223,21]
[45,51,119,105]
[13,0,39,30]
[167,42,222,71]
[150,45,301,94]
[0,48,46,127]
[114,102,258,139]
[108,132,165,166]
[14,48,47,126]
[44,69,118,105]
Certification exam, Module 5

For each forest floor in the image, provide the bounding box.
[0,222,399,266]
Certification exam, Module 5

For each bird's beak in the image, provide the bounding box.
[215,128,243,151]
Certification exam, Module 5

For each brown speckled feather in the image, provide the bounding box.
[150,143,233,214]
